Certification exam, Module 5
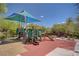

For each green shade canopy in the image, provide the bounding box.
[6,10,41,23]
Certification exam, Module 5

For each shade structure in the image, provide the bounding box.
[6,10,41,23]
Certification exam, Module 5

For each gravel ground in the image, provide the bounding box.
[0,42,27,56]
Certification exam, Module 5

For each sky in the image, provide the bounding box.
[6,3,77,28]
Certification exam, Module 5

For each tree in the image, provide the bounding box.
[50,17,77,38]
[76,16,79,27]
[0,3,7,13]
[75,16,79,34]
[74,3,79,14]
[65,18,75,33]
[51,23,66,37]
[0,3,7,17]
[51,24,66,32]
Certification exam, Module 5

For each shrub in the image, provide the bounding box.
[0,32,6,41]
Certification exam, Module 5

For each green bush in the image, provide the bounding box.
[73,32,79,39]
[9,30,16,37]
[0,32,6,40]
[0,18,19,37]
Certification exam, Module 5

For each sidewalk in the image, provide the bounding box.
[74,41,79,56]
[46,47,74,56]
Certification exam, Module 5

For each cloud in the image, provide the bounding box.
[57,22,65,24]
[40,16,44,18]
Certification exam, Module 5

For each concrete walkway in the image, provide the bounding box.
[74,41,79,56]
[46,47,74,56]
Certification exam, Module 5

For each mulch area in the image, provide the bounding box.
[19,37,76,56]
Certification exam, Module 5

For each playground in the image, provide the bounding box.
[0,3,79,56]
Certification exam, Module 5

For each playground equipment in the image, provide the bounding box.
[6,10,41,44]
[16,27,43,44]
[6,10,53,44]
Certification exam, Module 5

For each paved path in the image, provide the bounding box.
[74,41,79,56]
[19,37,75,56]
[46,47,75,56]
